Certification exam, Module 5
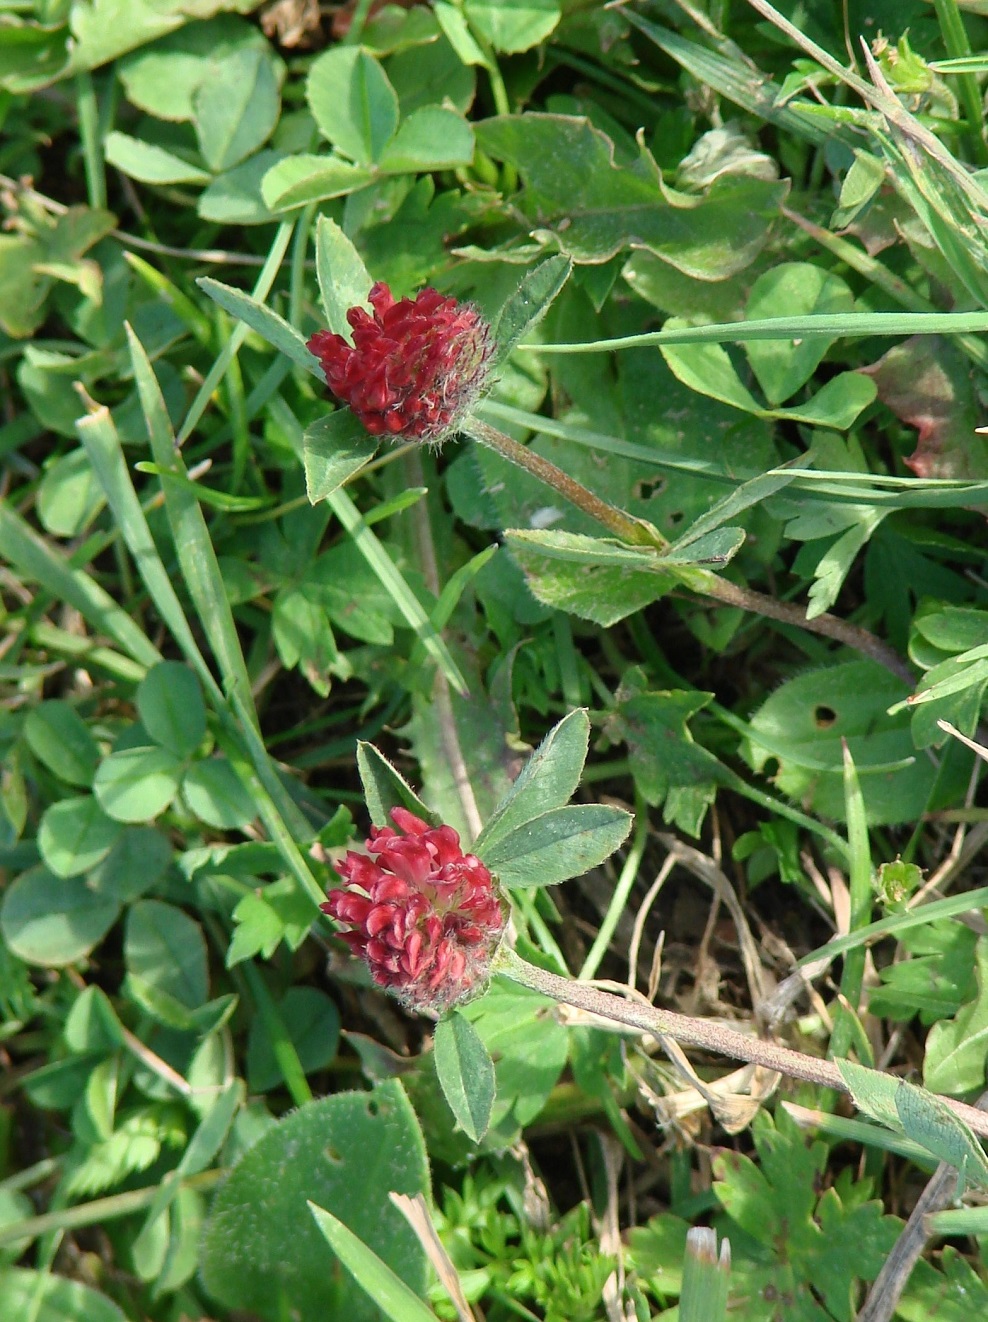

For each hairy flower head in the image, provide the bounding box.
[307,282,493,444]
[323,807,505,1013]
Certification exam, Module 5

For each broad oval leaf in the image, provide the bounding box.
[199,1084,429,1322]
[304,411,381,504]
[137,661,206,758]
[24,700,100,788]
[38,796,121,878]
[182,758,257,830]
[93,745,183,823]
[306,47,398,164]
[125,899,209,1018]
[0,865,119,967]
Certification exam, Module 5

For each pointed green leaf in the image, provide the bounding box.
[304,411,381,503]
[356,742,435,829]
[434,1011,496,1142]
[197,276,320,375]
[308,1204,439,1322]
[895,1079,988,1187]
[474,709,589,854]
[480,803,632,888]
[491,255,572,365]
[314,215,372,337]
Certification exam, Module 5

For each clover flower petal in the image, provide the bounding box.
[323,807,506,1012]
[307,282,494,444]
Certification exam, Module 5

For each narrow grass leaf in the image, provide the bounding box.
[126,325,260,731]
[76,404,216,690]
[535,310,988,355]
[308,1203,440,1322]
[179,219,295,444]
[0,501,161,670]
[327,487,468,695]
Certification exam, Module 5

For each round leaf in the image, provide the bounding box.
[0,1268,127,1322]
[0,866,119,967]
[24,701,100,788]
[38,796,121,878]
[125,899,209,1016]
[182,758,257,830]
[137,662,206,757]
[199,1084,429,1322]
[87,826,173,903]
[37,448,106,537]
[93,746,183,822]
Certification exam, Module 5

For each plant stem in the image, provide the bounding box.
[692,572,915,683]
[462,416,665,548]
[495,947,988,1140]
[463,415,914,683]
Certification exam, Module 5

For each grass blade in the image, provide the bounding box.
[0,500,161,671]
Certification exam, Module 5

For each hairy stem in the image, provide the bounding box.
[463,415,914,683]
[462,416,665,549]
[496,948,988,1141]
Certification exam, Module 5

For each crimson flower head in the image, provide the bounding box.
[307,282,494,444]
[323,806,506,1013]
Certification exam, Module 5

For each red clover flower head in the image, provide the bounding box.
[323,806,506,1013]
[307,282,494,444]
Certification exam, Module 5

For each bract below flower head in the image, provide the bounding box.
[307,282,493,444]
[323,806,506,1013]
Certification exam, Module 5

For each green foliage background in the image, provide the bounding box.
[2,0,988,1319]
